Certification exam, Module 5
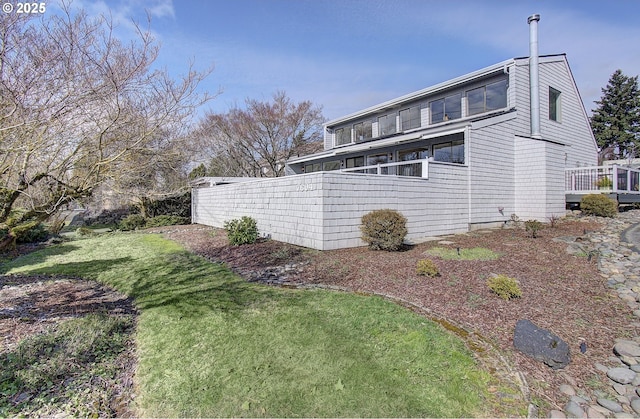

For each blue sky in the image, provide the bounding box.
[65,0,640,121]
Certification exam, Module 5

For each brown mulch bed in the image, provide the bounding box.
[160,218,635,412]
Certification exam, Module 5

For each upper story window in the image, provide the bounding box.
[467,79,508,116]
[353,120,373,143]
[430,93,462,124]
[377,113,396,137]
[400,106,421,131]
[335,127,351,146]
[549,87,561,122]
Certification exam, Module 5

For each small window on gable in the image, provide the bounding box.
[549,87,561,122]
[335,127,351,146]
[353,120,372,143]
[400,106,421,131]
[377,113,396,137]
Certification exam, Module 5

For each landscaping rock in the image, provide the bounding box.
[597,397,623,413]
[513,319,571,369]
[608,367,637,385]
[563,400,584,418]
[614,340,640,358]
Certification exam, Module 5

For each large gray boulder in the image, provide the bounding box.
[513,319,571,369]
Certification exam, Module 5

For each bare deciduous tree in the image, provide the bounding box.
[195,91,324,177]
[0,3,212,232]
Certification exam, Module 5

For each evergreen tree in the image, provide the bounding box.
[590,70,640,158]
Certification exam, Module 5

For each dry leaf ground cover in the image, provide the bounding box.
[162,216,634,412]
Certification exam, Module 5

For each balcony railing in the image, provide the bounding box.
[565,165,640,194]
[340,159,428,178]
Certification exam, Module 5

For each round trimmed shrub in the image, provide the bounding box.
[224,216,259,246]
[360,209,407,251]
[416,259,439,277]
[487,274,522,300]
[580,194,618,218]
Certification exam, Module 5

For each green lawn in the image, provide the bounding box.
[2,232,500,417]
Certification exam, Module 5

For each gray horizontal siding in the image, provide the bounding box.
[193,167,470,250]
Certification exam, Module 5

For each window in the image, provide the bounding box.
[353,120,373,143]
[335,127,351,146]
[433,140,464,164]
[377,113,396,137]
[549,87,561,121]
[430,93,462,123]
[398,148,429,161]
[345,156,365,168]
[400,106,421,131]
[304,163,321,173]
[323,160,341,171]
[367,153,389,174]
[467,79,508,116]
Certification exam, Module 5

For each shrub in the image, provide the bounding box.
[141,192,191,218]
[580,194,618,218]
[416,259,439,277]
[224,216,259,245]
[487,274,522,300]
[360,209,407,251]
[524,219,544,238]
[11,220,49,244]
[119,214,147,231]
[145,215,190,228]
[76,226,95,236]
[596,176,613,189]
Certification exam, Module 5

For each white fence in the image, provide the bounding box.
[565,165,640,195]
[192,164,469,250]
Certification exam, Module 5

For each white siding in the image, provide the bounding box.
[193,166,470,250]
[468,119,518,224]
[514,136,565,219]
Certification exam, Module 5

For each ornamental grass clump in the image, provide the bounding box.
[360,209,407,251]
[416,259,439,277]
[487,274,522,300]
[580,194,618,218]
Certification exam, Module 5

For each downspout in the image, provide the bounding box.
[528,14,542,139]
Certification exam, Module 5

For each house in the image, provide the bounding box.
[192,15,600,250]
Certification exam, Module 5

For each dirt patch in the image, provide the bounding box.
[0,274,137,417]
[160,219,634,412]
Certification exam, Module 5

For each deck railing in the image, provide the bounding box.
[340,158,428,178]
[565,165,640,194]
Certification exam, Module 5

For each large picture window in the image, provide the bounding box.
[433,139,465,164]
[353,120,373,143]
[467,79,508,116]
[335,127,351,146]
[430,93,462,123]
[323,160,341,171]
[345,156,365,168]
[377,114,396,137]
[400,106,421,131]
[398,148,429,161]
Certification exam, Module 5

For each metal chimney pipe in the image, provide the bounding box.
[528,14,541,139]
